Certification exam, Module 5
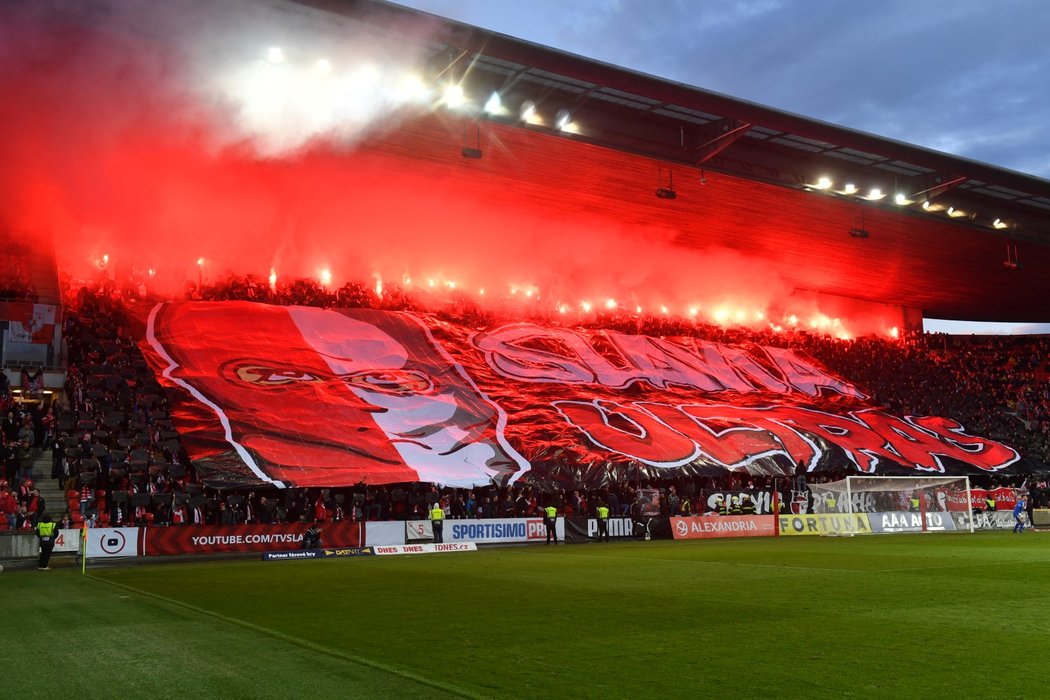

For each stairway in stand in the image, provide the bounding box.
[29,452,67,520]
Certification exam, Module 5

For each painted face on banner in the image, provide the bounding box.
[145,302,527,488]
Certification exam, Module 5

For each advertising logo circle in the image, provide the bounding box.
[99,530,127,555]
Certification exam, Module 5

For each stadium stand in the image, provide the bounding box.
[3,270,1039,536]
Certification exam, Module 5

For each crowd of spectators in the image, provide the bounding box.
[2,269,1045,532]
[0,398,52,531]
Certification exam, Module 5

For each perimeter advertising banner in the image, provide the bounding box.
[54,527,141,557]
[954,511,1015,530]
[137,301,1020,489]
[143,521,363,555]
[373,543,477,555]
[85,527,142,558]
[55,529,84,553]
[445,517,563,544]
[777,513,873,536]
[867,511,957,533]
[564,516,635,540]
[670,515,776,539]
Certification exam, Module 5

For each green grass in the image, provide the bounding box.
[8,532,1050,698]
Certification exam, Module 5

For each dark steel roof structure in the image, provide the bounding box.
[295,0,1050,322]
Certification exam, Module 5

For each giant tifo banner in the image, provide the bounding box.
[138,302,1020,488]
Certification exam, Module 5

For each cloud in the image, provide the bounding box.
[399,0,1050,177]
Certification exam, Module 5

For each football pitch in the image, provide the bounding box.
[10,532,1049,698]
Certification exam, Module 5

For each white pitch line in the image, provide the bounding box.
[562,551,1050,574]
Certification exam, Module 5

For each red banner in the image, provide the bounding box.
[137,301,1020,489]
[0,301,55,344]
[143,521,363,555]
[671,515,776,539]
[938,487,1018,511]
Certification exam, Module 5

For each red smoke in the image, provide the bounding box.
[0,0,902,338]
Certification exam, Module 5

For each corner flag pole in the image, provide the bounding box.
[772,478,780,537]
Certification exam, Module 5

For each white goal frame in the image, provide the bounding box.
[808,475,974,536]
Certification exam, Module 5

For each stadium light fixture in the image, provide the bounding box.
[865,188,885,201]
[849,209,870,238]
[555,109,572,131]
[993,218,1008,229]
[656,166,677,200]
[894,193,909,205]
[484,92,502,115]
[462,122,482,159]
[443,83,466,109]
[520,100,538,123]
[842,183,858,195]
[1003,243,1021,270]
[815,176,833,190]
[395,73,429,103]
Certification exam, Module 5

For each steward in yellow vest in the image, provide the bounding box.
[596,503,610,542]
[430,503,445,544]
[36,515,57,570]
[544,504,558,544]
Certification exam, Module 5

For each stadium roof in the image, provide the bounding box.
[296,0,1050,322]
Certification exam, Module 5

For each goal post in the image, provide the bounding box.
[807,476,974,536]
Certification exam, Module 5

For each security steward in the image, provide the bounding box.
[36,514,57,570]
[544,503,558,544]
[430,502,445,544]
[741,494,756,515]
[712,495,726,516]
[596,502,610,542]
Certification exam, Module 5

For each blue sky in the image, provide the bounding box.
[397,1,1050,334]
[397,0,1050,179]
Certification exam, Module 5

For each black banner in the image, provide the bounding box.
[565,516,635,541]
[563,516,672,540]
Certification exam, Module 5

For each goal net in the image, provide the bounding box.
[807,476,974,536]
